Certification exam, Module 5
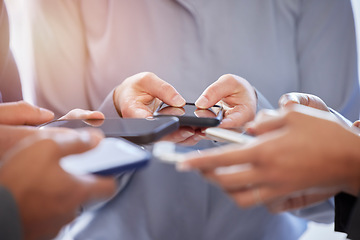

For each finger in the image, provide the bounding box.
[136,72,185,107]
[278,92,329,111]
[266,192,336,213]
[196,74,255,109]
[40,128,105,159]
[59,109,105,120]
[177,144,258,171]
[121,105,155,118]
[0,125,38,157]
[230,187,264,208]
[205,170,261,191]
[245,110,286,135]
[0,101,54,125]
[352,120,360,129]
[230,185,286,208]
[219,105,254,128]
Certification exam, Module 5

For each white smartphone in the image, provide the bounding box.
[153,128,254,164]
[60,138,151,176]
[204,127,255,145]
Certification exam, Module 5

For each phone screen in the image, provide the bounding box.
[40,117,179,144]
[153,102,223,127]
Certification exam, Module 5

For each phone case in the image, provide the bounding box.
[60,138,151,176]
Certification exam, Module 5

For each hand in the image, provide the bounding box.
[278,92,329,112]
[179,105,360,209]
[0,125,37,159]
[0,101,54,125]
[0,107,105,159]
[113,72,186,118]
[195,74,257,128]
[0,128,116,240]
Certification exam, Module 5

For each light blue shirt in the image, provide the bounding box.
[27,0,359,239]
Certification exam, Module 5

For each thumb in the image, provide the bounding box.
[38,128,104,159]
[0,101,54,125]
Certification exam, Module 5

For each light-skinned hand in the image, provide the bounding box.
[195,74,257,128]
[113,72,186,118]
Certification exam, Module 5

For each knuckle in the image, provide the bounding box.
[141,72,156,80]
[283,110,299,122]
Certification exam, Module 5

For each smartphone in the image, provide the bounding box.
[40,117,179,144]
[205,127,255,145]
[60,138,151,176]
[153,102,223,127]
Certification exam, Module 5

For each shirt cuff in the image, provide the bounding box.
[97,89,121,118]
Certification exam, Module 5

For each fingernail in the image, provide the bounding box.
[195,96,208,108]
[172,95,186,107]
[245,122,255,132]
[176,162,192,172]
[40,108,54,118]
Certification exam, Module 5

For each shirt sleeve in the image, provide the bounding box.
[0,186,23,240]
[97,89,121,118]
[296,0,359,122]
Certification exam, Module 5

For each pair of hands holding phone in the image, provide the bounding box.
[113,71,360,214]
[0,101,116,240]
[113,72,257,145]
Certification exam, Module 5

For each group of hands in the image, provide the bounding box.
[117,73,360,213]
[1,72,359,239]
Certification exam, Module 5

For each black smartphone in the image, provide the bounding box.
[60,138,151,176]
[153,102,223,127]
[40,117,179,144]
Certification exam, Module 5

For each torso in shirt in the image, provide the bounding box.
[80,0,299,107]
